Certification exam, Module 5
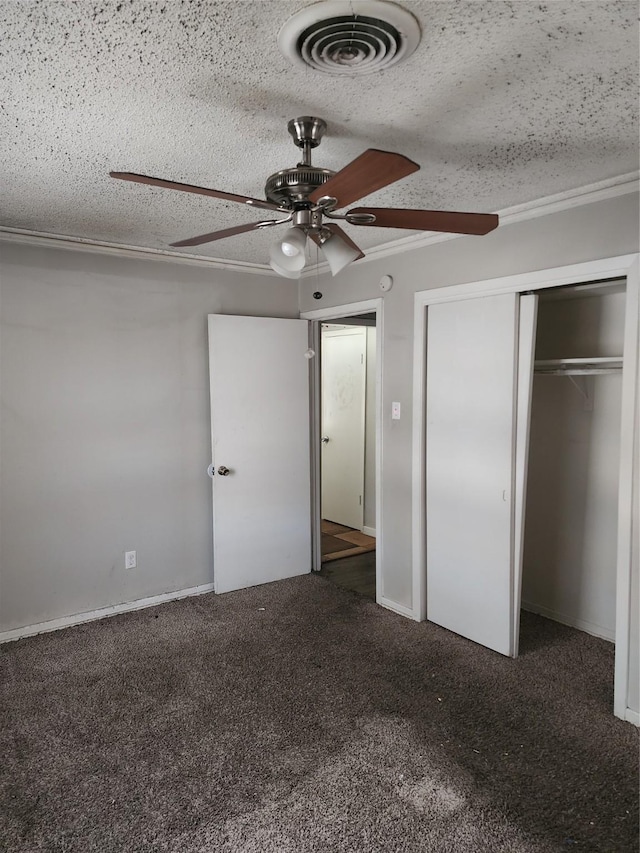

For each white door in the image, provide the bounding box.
[321,327,366,529]
[425,293,537,656]
[208,314,311,594]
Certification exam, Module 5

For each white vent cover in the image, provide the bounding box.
[278,0,421,75]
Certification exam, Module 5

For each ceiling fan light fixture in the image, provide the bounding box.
[269,258,303,279]
[270,228,308,275]
[279,226,307,257]
[321,232,362,276]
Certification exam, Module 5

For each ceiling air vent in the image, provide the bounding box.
[278,0,421,75]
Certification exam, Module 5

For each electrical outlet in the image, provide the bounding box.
[125,550,136,569]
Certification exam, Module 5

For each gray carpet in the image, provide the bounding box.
[1,574,638,853]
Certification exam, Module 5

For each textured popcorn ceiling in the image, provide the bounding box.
[1,0,638,267]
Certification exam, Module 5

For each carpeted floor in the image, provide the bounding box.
[1,574,638,853]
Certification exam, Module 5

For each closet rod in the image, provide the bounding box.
[535,367,622,375]
[534,356,622,376]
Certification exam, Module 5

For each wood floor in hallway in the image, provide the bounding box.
[318,549,376,600]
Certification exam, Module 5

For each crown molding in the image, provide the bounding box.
[301,170,640,277]
[0,226,276,276]
[1,172,637,277]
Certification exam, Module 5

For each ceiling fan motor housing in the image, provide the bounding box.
[265,166,335,206]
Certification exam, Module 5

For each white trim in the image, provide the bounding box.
[512,294,539,657]
[521,601,615,643]
[494,171,638,213]
[0,583,216,644]
[614,255,639,718]
[322,326,368,337]
[0,227,274,276]
[301,299,381,322]
[301,298,388,613]
[411,297,427,621]
[413,255,638,306]
[378,596,418,620]
[373,303,385,609]
[302,172,639,275]
[363,526,377,538]
[412,254,639,721]
[624,709,640,727]
[4,174,636,276]
[308,320,323,572]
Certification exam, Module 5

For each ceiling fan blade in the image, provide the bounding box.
[170,218,286,248]
[110,172,282,212]
[308,223,365,260]
[308,149,419,209]
[347,207,499,235]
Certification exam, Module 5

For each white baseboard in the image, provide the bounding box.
[521,600,614,642]
[377,595,418,621]
[624,708,640,727]
[0,583,215,644]
[363,526,377,538]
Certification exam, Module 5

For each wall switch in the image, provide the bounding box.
[392,401,401,420]
[125,550,136,569]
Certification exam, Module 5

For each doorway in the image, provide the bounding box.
[319,319,376,598]
[301,299,383,605]
[521,280,626,646]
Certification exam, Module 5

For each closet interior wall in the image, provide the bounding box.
[521,282,626,641]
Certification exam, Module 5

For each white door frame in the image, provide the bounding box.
[412,254,639,723]
[301,299,386,609]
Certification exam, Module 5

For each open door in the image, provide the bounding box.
[208,314,311,594]
[321,326,367,530]
[425,292,537,656]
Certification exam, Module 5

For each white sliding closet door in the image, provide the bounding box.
[425,292,536,657]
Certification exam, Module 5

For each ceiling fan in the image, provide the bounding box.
[110,117,499,278]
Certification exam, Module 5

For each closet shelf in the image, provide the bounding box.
[534,357,623,375]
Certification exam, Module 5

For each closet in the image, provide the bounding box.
[522,281,626,642]
[425,282,627,651]
[417,256,638,721]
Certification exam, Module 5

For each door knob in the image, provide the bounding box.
[217,466,231,476]
[321,436,330,444]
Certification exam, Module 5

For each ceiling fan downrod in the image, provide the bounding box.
[287,116,327,166]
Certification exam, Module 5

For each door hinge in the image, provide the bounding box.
[359,495,362,505]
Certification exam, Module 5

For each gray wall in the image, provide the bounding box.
[299,191,640,713]
[0,242,296,632]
